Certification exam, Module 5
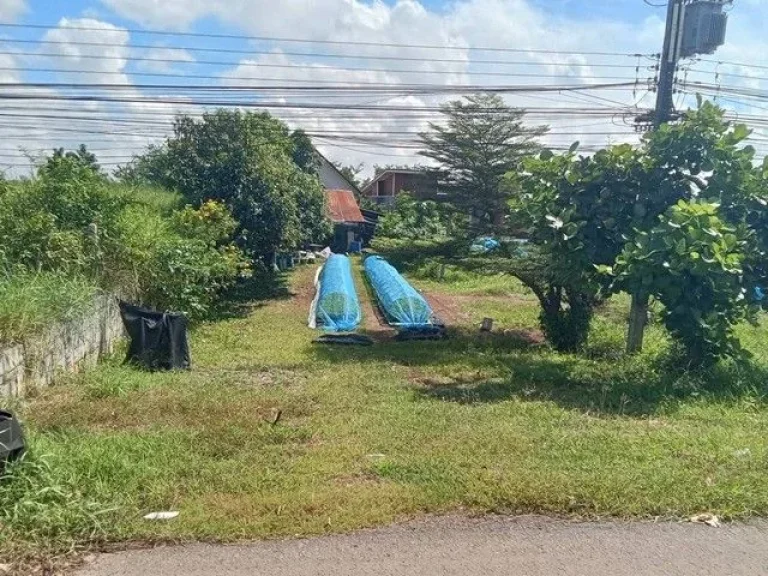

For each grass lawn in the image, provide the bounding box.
[3,259,768,568]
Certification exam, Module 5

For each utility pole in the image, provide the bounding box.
[655,0,685,128]
[628,0,732,354]
[627,0,685,354]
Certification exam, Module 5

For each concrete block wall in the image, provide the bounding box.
[0,295,125,398]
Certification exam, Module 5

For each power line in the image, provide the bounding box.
[0,22,655,57]
[698,58,768,72]
[0,79,655,94]
[0,50,646,80]
[0,81,646,107]
[0,37,654,69]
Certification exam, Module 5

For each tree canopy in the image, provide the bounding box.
[47,144,101,175]
[420,93,547,234]
[119,110,332,262]
[509,101,768,364]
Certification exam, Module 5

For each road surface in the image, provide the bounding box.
[77,515,768,576]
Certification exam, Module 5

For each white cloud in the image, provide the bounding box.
[135,47,195,73]
[42,18,131,85]
[0,0,26,22]
[0,18,177,176]
[99,0,211,30]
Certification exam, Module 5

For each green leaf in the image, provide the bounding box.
[733,124,751,142]
[540,149,554,161]
[569,141,580,154]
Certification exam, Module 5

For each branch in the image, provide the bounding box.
[683,173,708,191]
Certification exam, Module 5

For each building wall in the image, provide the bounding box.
[318,157,358,193]
[0,295,125,398]
[394,173,439,200]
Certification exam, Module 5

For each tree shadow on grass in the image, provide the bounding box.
[206,271,292,321]
[312,327,768,417]
[418,352,768,417]
[311,327,540,366]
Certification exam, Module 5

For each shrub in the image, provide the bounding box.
[377,193,462,240]
[172,200,237,246]
[108,201,249,319]
[610,201,757,366]
[0,156,249,335]
[141,238,248,318]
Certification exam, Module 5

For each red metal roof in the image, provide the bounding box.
[326,189,366,224]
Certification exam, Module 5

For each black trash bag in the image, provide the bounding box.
[0,410,25,467]
[119,301,191,371]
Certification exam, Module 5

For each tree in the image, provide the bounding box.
[610,201,757,366]
[510,101,765,362]
[420,93,547,234]
[133,110,331,262]
[48,144,101,175]
[113,145,175,188]
[290,129,321,175]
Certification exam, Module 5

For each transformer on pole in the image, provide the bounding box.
[654,0,732,128]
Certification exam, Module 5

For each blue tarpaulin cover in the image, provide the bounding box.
[364,255,433,329]
[315,254,361,332]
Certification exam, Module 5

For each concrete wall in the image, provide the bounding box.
[0,295,125,398]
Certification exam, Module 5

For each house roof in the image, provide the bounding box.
[326,189,366,224]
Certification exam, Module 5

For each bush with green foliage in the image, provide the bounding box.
[609,201,757,366]
[377,192,464,240]
[0,157,249,339]
[107,199,249,318]
[0,157,120,275]
[509,101,767,361]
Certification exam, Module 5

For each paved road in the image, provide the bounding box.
[77,515,768,576]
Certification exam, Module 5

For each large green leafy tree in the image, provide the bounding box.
[151,110,330,262]
[420,93,547,234]
[511,101,766,362]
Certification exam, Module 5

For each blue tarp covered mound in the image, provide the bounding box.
[364,256,433,329]
[316,254,361,332]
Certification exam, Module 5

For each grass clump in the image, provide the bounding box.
[0,273,98,344]
[0,451,115,563]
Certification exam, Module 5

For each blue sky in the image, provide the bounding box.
[0,0,764,173]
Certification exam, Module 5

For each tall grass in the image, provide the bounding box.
[0,450,115,563]
[0,273,98,345]
[109,184,182,215]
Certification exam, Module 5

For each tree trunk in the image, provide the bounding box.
[626,292,649,354]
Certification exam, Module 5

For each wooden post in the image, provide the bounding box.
[626,292,649,354]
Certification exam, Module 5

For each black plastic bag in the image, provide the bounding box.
[119,302,191,371]
[0,410,25,467]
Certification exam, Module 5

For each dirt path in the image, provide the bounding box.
[76,515,768,576]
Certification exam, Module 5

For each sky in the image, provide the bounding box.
[0,0,766,176]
